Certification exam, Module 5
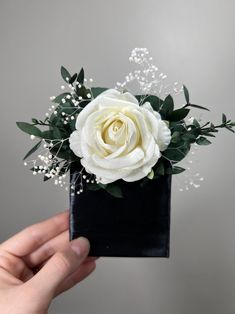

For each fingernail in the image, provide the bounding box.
[71,237,90,257]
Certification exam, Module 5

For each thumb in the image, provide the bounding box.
[27,237,90,297]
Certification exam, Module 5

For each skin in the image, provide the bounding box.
[0,211,97,314]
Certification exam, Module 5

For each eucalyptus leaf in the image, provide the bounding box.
[183,85,190,104]
[136,94,163,111]
[163,141,191,162]
[222,113,227,124]
[52,93,71,103]
[61,66,71,82]
[225,125,235,133]
[53,127,62,139]
[87,184,101,191]
[168,109,190,122]
[105,184,123,198]
[161,94,174,117]
[172,166,186,174]
[23,141,42,160]
[91,87,108,98]
[77,68,84,85]
[69,73,77,84]
[196,136,211,145]
[16,122,42,137]
[187,104,209,111]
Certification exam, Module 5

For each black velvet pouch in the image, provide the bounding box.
[69,163,172,257]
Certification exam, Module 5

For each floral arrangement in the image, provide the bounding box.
[17,48,235,198]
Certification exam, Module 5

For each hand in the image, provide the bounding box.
[0,211,97,314]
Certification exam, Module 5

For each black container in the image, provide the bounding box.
[69,164,172,257]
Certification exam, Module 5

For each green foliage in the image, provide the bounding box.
[77,68,84,85]
[196,136,211,145]
[183,85,190,104]
[61,66,71,82]
[168,108,190,122]
[52,93,70,103]
[99,183,123,198]
[172,166,186,174]
[16,122,42,137]
[91,87,108,98]
[23,141,42,160]
[17,68,235,198]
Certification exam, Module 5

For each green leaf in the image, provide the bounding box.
[105,184,123,198]
[183,85,190,104]
[187,104,209,111]
[222,113,227,124]
[41,130,54,140]
[171,131,181,143]
[172,166,186,174]
[52,93,71,103]
[69,73,77,84]
[61,66,71,82]
[137,94,163,111]
[77,68,84,85]
[87,184,101,191]
[53,127,62,139]
[16,122,42,137]
[196,136,211,145]
[90,87,108,98]
[23,140,42,160]
[225,125,235,133]
[230,121,235,126]
[163,141,191,162]
[168,109,190,122]
[161,94,174,117]
[31,118,39,124]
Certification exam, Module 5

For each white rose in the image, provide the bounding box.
[69,89,171,184]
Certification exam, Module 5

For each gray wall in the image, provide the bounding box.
[1,1,235,313]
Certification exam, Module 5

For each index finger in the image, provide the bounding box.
[0,211,69,257]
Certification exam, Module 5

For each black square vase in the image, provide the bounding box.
[69,163,172,257]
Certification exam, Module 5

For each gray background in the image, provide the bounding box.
[0,0,235,313]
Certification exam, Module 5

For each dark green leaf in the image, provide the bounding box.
[61,66,71,82]
[161,94,174,117]
[163,141,191,162]
[222,113,227,124]
[31,118,39,124]
[192,118,201,128]
[105,184,123,198]
[171,131,181,143]
[90,87,108,98]
[53,127,62,139]
[172,166,186,174]
[77,68,84,85]
[230,121,235,126]
[168,109,190,122]
[187,104,209,111]
[52,93,70,103]
[69,73,77,84]
[225,125,235,133]
[137,94,163,111]
[16,122,42,137]
[87,184,101,191]
[183,85,190,104]
[196,136,211,145]
[41,130,54,140]
[23,140,42,160]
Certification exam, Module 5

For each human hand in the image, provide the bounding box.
[0,211,97,314]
